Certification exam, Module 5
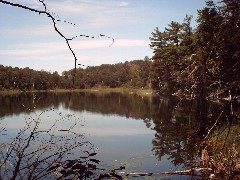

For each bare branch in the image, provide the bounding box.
[0,0,114,87]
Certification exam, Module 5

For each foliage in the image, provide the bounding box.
[0,59,152,91]
[150,15,195,94]
[0,92,226,167]
[0,107,127,179]
[0,108,94,179]
[0,0,240,178]
[199,125,240,179]
[1,1,238,99]
[149,0,240,98]
[0,90,239,178]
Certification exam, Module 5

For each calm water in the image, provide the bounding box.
[0,92,230,179]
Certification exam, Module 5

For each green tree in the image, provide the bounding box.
[150,16,194,94]
[195,0,240,97]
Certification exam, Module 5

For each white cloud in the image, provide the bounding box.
[0,49,50,56]
[46,0,140,28]
[0,43,67,58]
[70,38,148,49]
[118,2,129,7]
[113,39,148,47]
[0,39,148,57]
[6,0,44,10]
[1,0,143,39]
[0,24,56,36]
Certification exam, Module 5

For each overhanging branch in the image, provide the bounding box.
[0,0,114,87]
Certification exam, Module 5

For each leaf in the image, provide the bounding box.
[72,164,86,171]
[47,164,60,172]
[64,160,78,168]
[87,163,97,170]
[60,169,66,174]
[89,158,100,164]
[80,156,88,159]
[89,152,97,156]
[58,129,68,132]
[63,170,75,177]
[114,166,125,171]
[84,170,94,177]
[110,172,123,179]
[98,174,111,179]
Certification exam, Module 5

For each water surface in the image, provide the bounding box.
[0,92,228,179]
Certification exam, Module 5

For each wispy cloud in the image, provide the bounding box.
[0,24,56,36]
[1,0,142,37]
[46,0,140,28]
[0,38,148,57]
[118,1,129,7]
[0,41,67,56]
[112,39,149,47]
[7,0,45,10]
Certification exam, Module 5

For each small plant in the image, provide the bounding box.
[0,108,96,179]
[199,124,240,179]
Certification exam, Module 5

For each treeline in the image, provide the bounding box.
[66,59,151,89]
[0,65,66,90]
[0,59,152,91]
[150,0,240,97]
[1,1,239,98]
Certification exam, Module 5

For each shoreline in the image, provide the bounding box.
[0,88,157,96]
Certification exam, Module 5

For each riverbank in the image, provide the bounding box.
[80,87,156,96]
[0,88,157,96]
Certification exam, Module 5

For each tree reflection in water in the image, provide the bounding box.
[151,96,199,166]
[0,107,104,179]
[0,92,239,178]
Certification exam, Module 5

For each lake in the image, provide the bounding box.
[0,91,234,179]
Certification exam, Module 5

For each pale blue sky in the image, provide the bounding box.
[0,0,219,74]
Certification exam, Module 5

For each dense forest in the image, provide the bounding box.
[0,59,152,91]
[150,0,240,98]
[0,0,239,99]
[0,1,240,179]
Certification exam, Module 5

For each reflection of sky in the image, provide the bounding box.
[1,108,152,137]
[80,111,153,136]
[0,102,185,178]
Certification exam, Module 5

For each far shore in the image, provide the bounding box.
[0,88,157,96]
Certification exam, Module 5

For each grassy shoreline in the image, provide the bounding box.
[0,88,157,96]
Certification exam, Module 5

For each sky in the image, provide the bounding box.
[0,0,219,74]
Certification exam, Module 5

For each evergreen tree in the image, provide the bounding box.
[150,17,194,94]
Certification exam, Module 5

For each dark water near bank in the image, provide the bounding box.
[0,92,237,179]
